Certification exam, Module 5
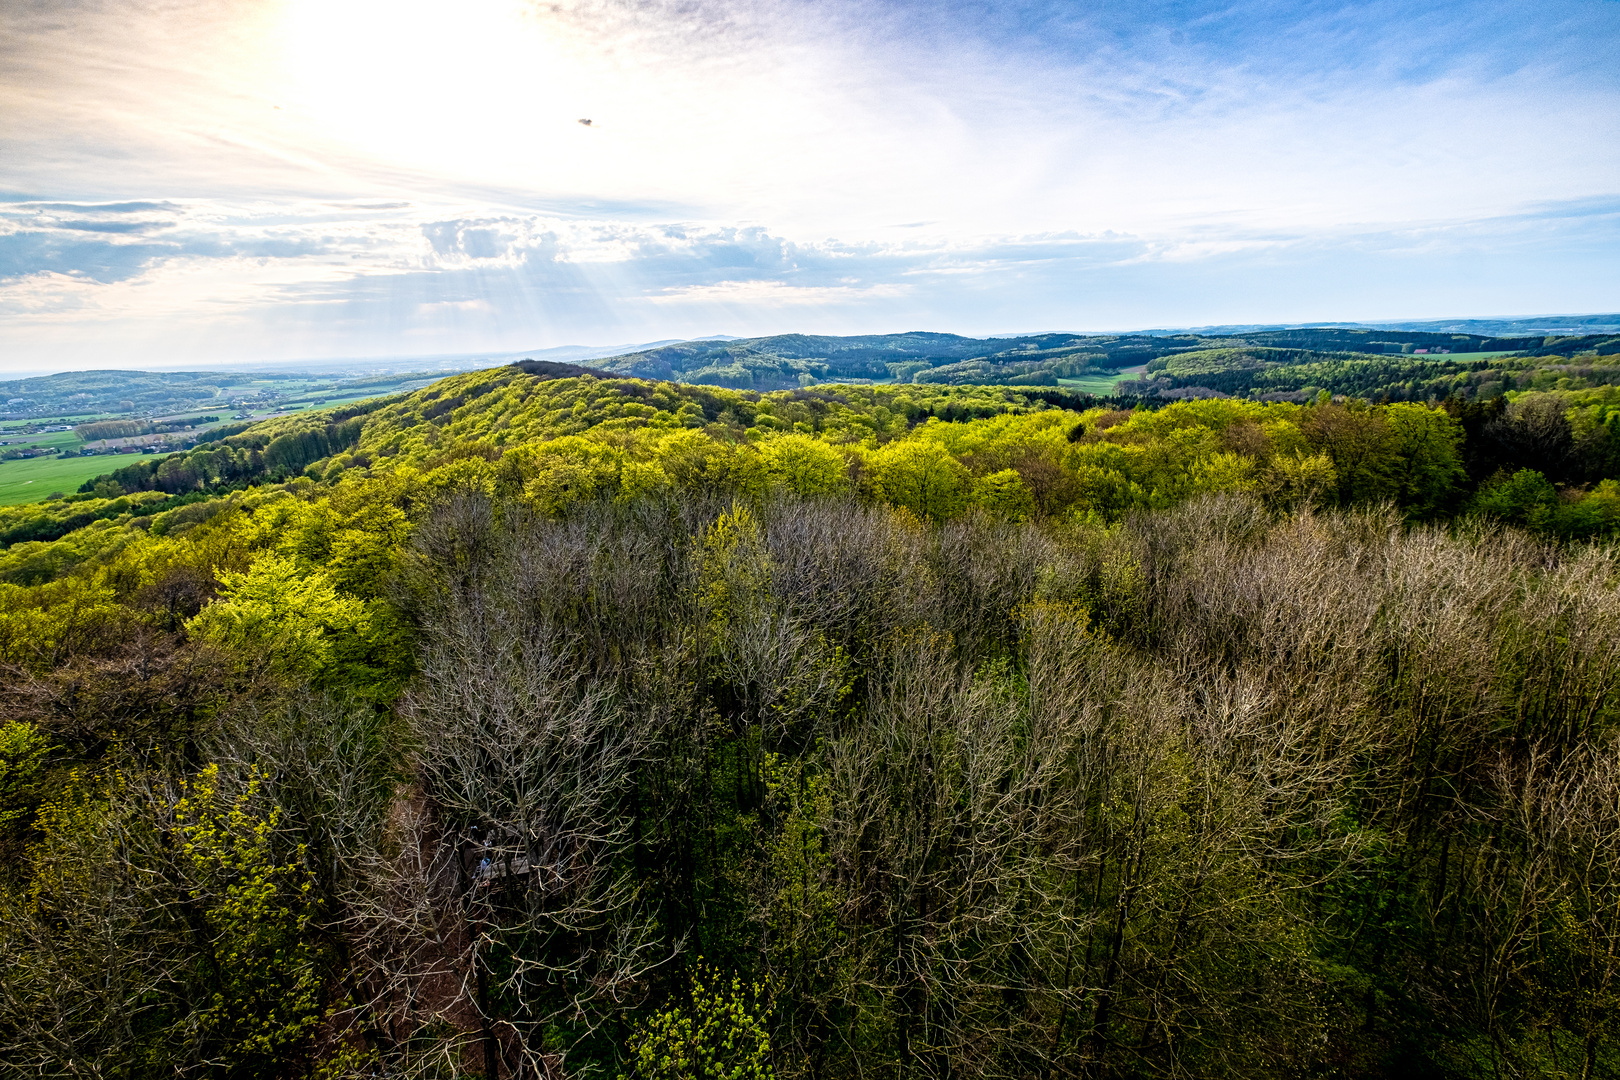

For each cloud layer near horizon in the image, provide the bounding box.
[3,0,1618,367]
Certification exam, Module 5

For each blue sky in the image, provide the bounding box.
[1,0,1617,369]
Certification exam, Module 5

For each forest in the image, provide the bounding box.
[1,362,1619,1079]
[1125,349,1620,404]
[577,327,1581,390]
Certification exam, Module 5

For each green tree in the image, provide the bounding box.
[1475,468,1559,531]
[868,438,970,521]
[3,767,327,1079]
[621,961,774,1080]
[1257,450,1338,511]
[171,764,326,1072]
[1301,402,1397,505]
[972,468,1035,520]
[757,433,847,497]
[0,719,51,858]
[1381,401,1466,517]
[187,553,399,696]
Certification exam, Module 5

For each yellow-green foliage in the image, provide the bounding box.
[0,576,128,669]
[180,483,416,699]
[347,371,1030,465]
[0,719,51,840]
[1258,451,1339,510]
[0,468,426,705]
[699,504,772,634]
[866,436,972,521]
[756,433,847,497]
[12,764,331,1077]
[188,554,373,679]
[621,961,774,1080]
[972,468,1035,521]
[172,764,325,1064]
[24,770,111,914]
[0,365,1506,698]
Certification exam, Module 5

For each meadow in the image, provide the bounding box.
[1058,362,1147,394]
[0,430,83,453]
[0,451,161,504]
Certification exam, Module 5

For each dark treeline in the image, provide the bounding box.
[0,432,353,550]
[1129,348,1620,405]
[0,415,372,549]
[90,416,368,497]
[4,490,1618,1079]
[1447,394,1620,485]
[91,417,372,495]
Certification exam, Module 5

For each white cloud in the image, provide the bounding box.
[0,194,1612,366]
[648,280,909,304]
[1,0,1617,366]
[418,298,494,314]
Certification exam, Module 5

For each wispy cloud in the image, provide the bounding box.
[1,0,1617,367]
[648,280,911,305]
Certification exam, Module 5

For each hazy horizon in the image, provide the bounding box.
[5,309,1620,382]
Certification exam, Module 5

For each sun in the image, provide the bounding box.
[273,0,609,186]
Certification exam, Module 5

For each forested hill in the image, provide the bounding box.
[2,352,1620,1077]
[583,326,1583,389]
[590,330,1147,387]
[1,326,1607,419]
[1119,346,1620,403]
[0,350,1613,573]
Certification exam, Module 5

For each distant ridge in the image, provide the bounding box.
[567,325,1614,392]
[508,359,615,379]
[1134,314,1620,337]
[1357,314,1620,336]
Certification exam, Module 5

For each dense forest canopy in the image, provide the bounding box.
[1124,348,1620,404]
[5,327,1614,420]
[2,357,1619,1079]
[578,327,1606,390]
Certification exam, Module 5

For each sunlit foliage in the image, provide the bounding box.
[2,363,1620,1078]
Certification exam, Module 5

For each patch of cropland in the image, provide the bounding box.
[0,451,165,506]
[0,368,456,422]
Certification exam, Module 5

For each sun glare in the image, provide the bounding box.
[276,0,617,189]
[265,0,911,226]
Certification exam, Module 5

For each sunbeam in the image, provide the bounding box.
[1,0,1617,364]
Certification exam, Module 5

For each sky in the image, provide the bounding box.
[2,0,1618,370]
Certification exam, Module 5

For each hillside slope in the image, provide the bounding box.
[0,348,1615,582]
[3,359,1620,1079]
[582,327,1587,390]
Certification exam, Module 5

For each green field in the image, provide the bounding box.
[0,430,84,451]
[1056,372,1129,394]
[0,381,422,507]
[0,453,160,506]
[1057,363,1149,395]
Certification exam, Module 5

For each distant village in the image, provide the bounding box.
[0,416,222,461]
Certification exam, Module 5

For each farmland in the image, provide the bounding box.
[0,451,162,504]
